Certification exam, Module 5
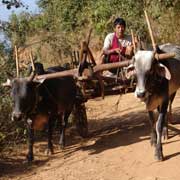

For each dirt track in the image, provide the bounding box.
[0,91,180,180]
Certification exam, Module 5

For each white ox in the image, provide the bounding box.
[130,43,180,161]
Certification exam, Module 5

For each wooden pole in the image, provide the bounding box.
[86,28,93,46]
[35,68,78,80]
[80,41,86,62]
[81,28,93,63]
[131,29,136,53]
[87,44,96,65]
[29,50,35,72]
[15,45,19,77]
[144,10,156,51]
[93,60,132,73]
[34,60,132,81]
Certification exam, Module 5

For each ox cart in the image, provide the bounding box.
[32,41,173,138]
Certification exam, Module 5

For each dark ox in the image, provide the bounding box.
[10,64,77,162]
[131,43,180,161]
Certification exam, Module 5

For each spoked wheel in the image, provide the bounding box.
[74,102,88,138]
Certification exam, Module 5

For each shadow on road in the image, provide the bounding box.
[0,107,180,178]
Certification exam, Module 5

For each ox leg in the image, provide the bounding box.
[27,123,34,162]
[162,92,176,139]
[168,92,176,124]
[155,101,168,161]
[148,111,157,146]
[47,117,54,155]
[158,106,168,141]
[59,112,70,149]
[162,115,168,140]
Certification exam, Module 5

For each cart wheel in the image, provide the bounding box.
[74,103,88,138]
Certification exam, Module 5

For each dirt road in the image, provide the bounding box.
[1,91,180,180]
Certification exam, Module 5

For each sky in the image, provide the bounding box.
[0,0,40,43]
[0,0,40,22]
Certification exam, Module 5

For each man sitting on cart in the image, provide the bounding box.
[100,17,133,75]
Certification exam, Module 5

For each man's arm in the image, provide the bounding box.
[103,48,122,55]
[103,33,120,55]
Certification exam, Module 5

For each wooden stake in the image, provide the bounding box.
[144,10,156,51]
[15,45,19,77]
[29,50,35,72]
[86,28,93,47]
[131,29,136,53]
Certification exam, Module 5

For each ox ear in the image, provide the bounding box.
[2,78,12,87]
[156,63,171,80]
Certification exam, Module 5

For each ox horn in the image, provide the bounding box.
[15,46,19,78]
[2,79,12,87]
[154,52,175,60]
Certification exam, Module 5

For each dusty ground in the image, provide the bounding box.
[0,91,180,180]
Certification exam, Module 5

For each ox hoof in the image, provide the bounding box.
[59,143,65,150]
[150,137,156,147]
[22,159,32,165]
[154,153,164,161]
[45,149,54,156]
[78,128,88,138]
[26,154,34,163]
[150,132,157,147]
[162,127,168,140]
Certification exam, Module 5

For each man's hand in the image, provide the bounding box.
[103,48,123,55]
[125,45,133,58]
[113,48,122,54]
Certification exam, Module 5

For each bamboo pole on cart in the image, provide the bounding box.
[15,46,19,77]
